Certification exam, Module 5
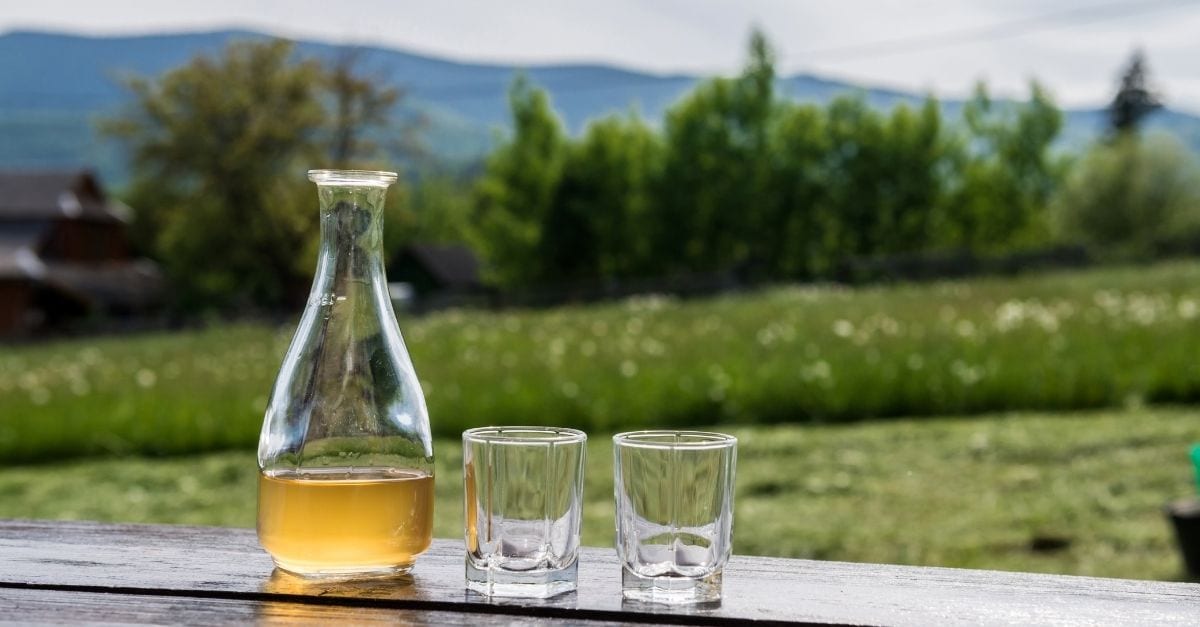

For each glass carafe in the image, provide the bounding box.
[257,169,434,578]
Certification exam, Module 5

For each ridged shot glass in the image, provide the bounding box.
[614,430,737,604]
[463,426,587,598]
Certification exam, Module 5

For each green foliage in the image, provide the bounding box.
[761,103,829,276]
[1055,133,1200,253]
[324,51,405,167]
[9,260,1200,463]
[105,31,1079,297]
[819,96,963,263]
[383,172,476,263]
[102,40,325,309]
[543,114,662,280]
[2,409,1195,581]
[655,29,775,274]
[470,31,1068,286]
[948,83,1065,249]
[103,39,412,310]
[472,75,567,286]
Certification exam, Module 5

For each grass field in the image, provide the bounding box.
[4,261,1200,581]
[6,261,1200,463]
[2,408,1196,581]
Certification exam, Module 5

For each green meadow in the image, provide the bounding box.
[2,409,1195,580]
[3,261,1200,580]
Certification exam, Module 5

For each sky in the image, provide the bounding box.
[3,0,1200,112]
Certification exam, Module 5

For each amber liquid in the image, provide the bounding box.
[257,468,434,576]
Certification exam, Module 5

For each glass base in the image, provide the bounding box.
[621,568,722,604]
[465,559,578,598]
[271,558,415,580]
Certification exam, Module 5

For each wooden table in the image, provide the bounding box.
[0,519,1196,625]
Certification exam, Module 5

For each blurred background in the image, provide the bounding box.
[2,0,1199,581]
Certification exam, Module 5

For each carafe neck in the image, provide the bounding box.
[312,184,390,301]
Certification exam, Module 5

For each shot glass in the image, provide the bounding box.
[463,426,587,598]
[614,430,737,604]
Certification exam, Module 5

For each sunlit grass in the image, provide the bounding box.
[6,260,1200,462]
[2,408,1195,581]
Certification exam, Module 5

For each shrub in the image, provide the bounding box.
[1054,133,1200,255]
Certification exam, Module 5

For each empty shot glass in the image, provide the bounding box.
[463,426,587,598]
[614,430,737,604]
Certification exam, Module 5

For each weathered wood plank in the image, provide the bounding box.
[0,587,631,626]
[0,519,1197,626]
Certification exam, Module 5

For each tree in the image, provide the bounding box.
[541,114,662,281]
[764,103,828,277]
[471,75,567,286]
[876,98,957,253]
[655,29,776,274]
[458,29,1071,288]
[326,50,401,167]
[325,49,427,169]
[821,95,887,259]
[1055,133,1200,253]
[947,82,1064,249]
[104,39,411,310]
[104,40,324,309]
[1108,50,1162,136]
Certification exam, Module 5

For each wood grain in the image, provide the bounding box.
[0,587,632,626]
[0,519,1197,625]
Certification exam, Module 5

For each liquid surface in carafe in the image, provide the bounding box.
[257,467,434,575]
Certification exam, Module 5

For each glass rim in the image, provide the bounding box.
[613,430,737,450]
[463,426,587,445]
[307,169,398,186]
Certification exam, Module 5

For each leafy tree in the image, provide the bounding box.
[947,82,1064,249]
[325,49,428,169]
[325,50,402,167]
[655,29,776,274]
[1108,50,1162,136]
[820,96,888,259]
[104,40,325,309]
[464,30,1071,288]
[472,75,567,286]
[763,103,829,277]
[541,114,662,281]
[383,172,475,262]
[1055,133,1200,253]
[876,98,957,253]
[104,40,410,310]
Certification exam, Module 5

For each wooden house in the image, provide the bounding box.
[0,170,162,335]
[388,243,485,311]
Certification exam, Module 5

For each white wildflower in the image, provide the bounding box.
[802,360,832,382]
[1179,298,1199,320]
[29,387,50,405]
[950,360,983,386]
[135,368,157,388]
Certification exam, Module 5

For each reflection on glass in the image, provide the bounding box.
[257,170,434,578]
[463,426,586,598]
[614,430,736,604]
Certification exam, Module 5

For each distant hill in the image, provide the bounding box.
[3,29,1199,186]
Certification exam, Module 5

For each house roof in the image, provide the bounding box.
[41,260,164,311]
[0,170,124,222]
[0,243,44,280]
[398,243,481,288]
[0,223,49,280]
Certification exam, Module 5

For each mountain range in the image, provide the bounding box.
[2,29,1199,186]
